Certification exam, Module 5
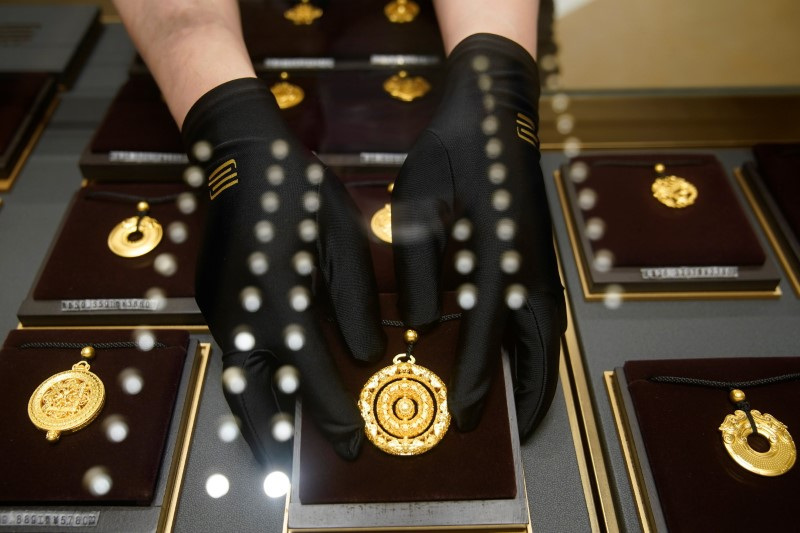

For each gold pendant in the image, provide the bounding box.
[383,71,431,102]
[360,353,450,455]
[718,389,796,476]
[107,201,163,258]
[270,72,305,110]
[284,0,323,25]
[384,0,419,23]
[370,204,392,243]
[28,353,105,443]
[651,163,698,208]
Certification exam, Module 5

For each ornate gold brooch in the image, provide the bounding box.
[651,163,698,208]
[284,0,322,25]
[384,0,419,23]
[270,72,305,110]
[383,71,431,102]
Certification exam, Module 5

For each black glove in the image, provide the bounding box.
[392,34,567,439]
[183,78,385,469]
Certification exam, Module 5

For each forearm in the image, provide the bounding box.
[432,0,539,58]
[113,0,255,128]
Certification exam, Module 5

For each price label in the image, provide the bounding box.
[0,511,99,528]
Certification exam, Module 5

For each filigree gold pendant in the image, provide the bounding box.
[383,71,431,102]
[719,408,796,477]
[651,163,697,208]
[28,360,105,443]
[107,201,163,258]
[270,72,305,110]
[284,0,323,25]
[360,353,450,455]
[370,204,392,243]
[384,0,419,23]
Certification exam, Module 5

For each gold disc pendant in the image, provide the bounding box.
[270,72,305,110]
[370,204,392,243]
[284,0,323,25]
[359,353,450,455]
[108,201,163,258]
[384,0,419,23]
[719,409,796,476]
[28,360,106,443]
[383,71,431,102]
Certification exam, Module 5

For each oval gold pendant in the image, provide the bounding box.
[719,409,796,476]
[108,215,163,258]
[651,175,698,208]
[360,354,450,456]
[370,204,392,244]
[284,0,323,25]
[28,361,106,443]
[383,71,431,102]
[384,0,419,23]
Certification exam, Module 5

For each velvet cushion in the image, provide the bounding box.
[33,182,206,299]
[300,293,517,504]
[0,329,189,504]
[624,357,800,531]
[753,143,800,243]
[572,154,766,267]
[0,72,51,155]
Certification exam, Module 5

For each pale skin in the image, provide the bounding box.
[113,0,539,128]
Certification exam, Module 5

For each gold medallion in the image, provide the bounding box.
[719,409,796,476]
[270,72,305,110]
[370,204,392,243]
[651,176,698,208]
[107,201,163,258]
[284,0,322,25]
[28,360,105,442]
[384,0,419,23]
[383,71,431,102]
[360,353,450,455]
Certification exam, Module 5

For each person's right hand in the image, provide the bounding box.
[183,78,385,471]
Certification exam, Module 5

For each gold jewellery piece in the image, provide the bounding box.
[384,0,419,23]
[107,201,163,258]
[719,389,796,477]
[270,72,305,110]
[284,0,323,25]
[651,162,698,208]
[360,329,451,455]
[370,182,394,244]
[383,71,431,102]
[28,346,106,443]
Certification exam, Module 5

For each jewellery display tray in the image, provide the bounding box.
[555,153,781,298]
[0,72,57,189]
[0,4,101,88]
[289,291,529,532]
[18,182,206,326]
[0,329,209,532]
[80,69,443,181]
[739,144,800,296]
[605,357,799,531]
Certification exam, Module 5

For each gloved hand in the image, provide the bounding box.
[392,34,567,439]
[183,78,385,469]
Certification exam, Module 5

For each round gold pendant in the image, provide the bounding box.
[384,0,419,23]
[284,0,322,25]
[383,71,431,102]
[28,361,106,443]
[108,215,163,258]
[651,175,698,208]
[370,204,393,244]
[359,354,450,455]
[719,409,796,476]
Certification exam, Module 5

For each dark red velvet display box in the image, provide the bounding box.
[740,144,800,295]
[80,70,442,181]
[557,154,781,297]
[0,329,190,505]
[612,357,800,531]
[0,72,57,188]
[18,182,206,326]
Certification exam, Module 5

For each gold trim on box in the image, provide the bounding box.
[0,95,60,192]
[553,169,781,301]
[734,167,800,297]
[604,370,656,532]
[158,342,211,533]
[18,323,211,332]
